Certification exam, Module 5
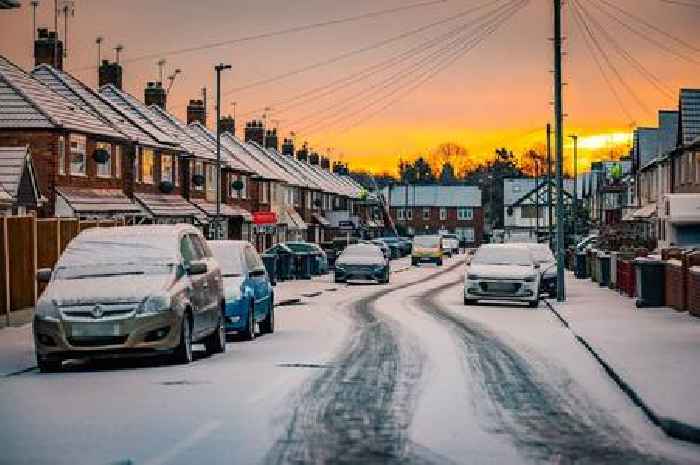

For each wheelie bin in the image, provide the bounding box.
[261,253,277,286]
[309,251,322,275]
[574,252,588,279]
[294,252,312,280]
[598,252,611,287]
[634,257,666,308]
[276,247,294,281]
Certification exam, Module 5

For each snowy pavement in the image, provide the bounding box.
[547,272,700,443]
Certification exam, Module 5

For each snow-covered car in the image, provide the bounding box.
[411,235,444,266]
[33,225,226,372]
[464,244,541,307]
[441,233,460,256]
[208,240,274,340]
[514,243,557,297]
[334,243,390,284]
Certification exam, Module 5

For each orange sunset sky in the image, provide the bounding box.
[1,0,698,174]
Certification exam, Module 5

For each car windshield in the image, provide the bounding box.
[53,235,178,280]
[528,245,555,263]
[285,242,314,252]
[207,242,245,277]
[414,236,440,248]
[472,246,534,266]
[341,245,382,259]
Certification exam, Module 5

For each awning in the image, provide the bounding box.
[253,211,277,225]
[190,199,252,222]
[632,203,657,220]
[57,187,142,215]
[286,207,307,231]
[134,193,207,223]
[312,212,331,227]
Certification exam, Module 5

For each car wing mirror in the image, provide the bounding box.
[36,268,52,283]
[187,260,208,275]
[533,263,541,269]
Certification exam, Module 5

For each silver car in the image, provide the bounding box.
[33,225,225,372]
[463,244,541,307]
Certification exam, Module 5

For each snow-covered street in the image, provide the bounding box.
[1,255,699,465]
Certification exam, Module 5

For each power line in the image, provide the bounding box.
[69,0,447,73]
[657,0,700,8]
[569,0,636,123]
[286,1,518,133]
[579,0,676,101]
[303,0,528,140]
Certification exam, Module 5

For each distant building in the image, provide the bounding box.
[382,185,483,246]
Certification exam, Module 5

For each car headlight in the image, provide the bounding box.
[139,293,171,314]
[467,273,480,280]
[35,299,60,321]
[524,275,537,283]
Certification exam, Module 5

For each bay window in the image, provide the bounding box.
[161,155,173,183]
[95,142,112,178]
[69,134,86,176]
[142,148,154,184]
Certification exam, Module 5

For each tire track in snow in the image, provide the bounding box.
[419,277,673,465]
[264,261,464,465]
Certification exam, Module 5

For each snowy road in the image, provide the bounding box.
[1,255,699,465]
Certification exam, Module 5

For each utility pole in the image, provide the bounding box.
[31,1,39,50]
[569,134,578,241]
[534,155,539,240]
[547,124,553,247]
[554,0,566,301]
[215,63,232,240]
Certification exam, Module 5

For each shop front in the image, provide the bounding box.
[252,211,278,252]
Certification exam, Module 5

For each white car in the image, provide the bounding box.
[441,234,460,257]
[514,243,557,297]
[464,244,541,307]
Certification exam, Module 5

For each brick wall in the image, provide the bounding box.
[689,268,700,317]
[389,206,484,245]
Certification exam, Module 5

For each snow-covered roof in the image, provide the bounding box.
[384,185,481,207]
[503,178,575,206]
[56,186,142,214]
[0,55,122,138]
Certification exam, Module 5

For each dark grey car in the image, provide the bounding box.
[33,225,226,372]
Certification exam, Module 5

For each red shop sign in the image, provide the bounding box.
[253,211,278,225]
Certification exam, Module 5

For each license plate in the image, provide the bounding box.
[70,322,120,337]
[486,282,517,292]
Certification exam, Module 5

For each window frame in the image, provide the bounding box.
[422,207,430,220]
[142,148,155,185]
[57,136,66,175]
[95,142,112,178]
[161,154,173,183]
[457,207,473,221]
[134,146,141,183]
[194,160,204,192]
[439,207,447,221]
[206,163,217,193]
[114,145,122,179]
[69,134,86,176]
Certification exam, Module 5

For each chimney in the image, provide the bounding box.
[309,151,320,165]
[281,138,294,157]
[98,60,123,90]
[320,156,331,170]
[333,161,348,175]
[244,120,265,145]
[296,143,309,162]
[186,99,206,125]
[144,81,167,109]
[219,115,235,136]
[34,28,63,70]
[264,128,278,150]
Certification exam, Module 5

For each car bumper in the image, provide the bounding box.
[223,297,250,331]
[412,254,441,262]
[33,312,181,359]
[464,280,539,302]
[335,267,387,281]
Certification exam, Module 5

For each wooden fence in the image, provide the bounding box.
[1,216,126,325]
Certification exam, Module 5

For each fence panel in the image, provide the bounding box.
[1,219,7,320]
[7,216,36,312]
[59,219,79,253]
[36,219,60,297]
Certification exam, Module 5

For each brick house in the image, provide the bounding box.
[383,185,483,246]
[0,55,141,219]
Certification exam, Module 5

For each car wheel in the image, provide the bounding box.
[334,276,346,284]
[411,259,418,266]
[204,307,226,355]
[241,302,256,341]
[528,299,539,308]
[172,315,193,364]
[37,355,62,373]
[260,297,275,334]
[437,259,443,266]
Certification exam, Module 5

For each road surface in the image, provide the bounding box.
[1,255,699,465]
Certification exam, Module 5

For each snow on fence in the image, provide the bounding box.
[1,215,125,325]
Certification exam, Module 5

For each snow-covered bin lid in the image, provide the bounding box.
[665,259,683,267]
[690,266,700,275]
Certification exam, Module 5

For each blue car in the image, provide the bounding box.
[207,240,274,340]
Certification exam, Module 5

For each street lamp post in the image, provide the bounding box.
[569,135,578,241]
[215,63,232,240]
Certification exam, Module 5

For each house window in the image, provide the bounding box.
[69,134,86,176]
[396,208,405,220]
[240,175,248,199]
[406,208,413,220]
[57,136,65,175]
[261,181,269,204]
[422,208,430,220]
[134,147,141,183]
[173,157,179,186]
[95,142,112,178]
[161,155,173,183]
[193,160,204,191]
[439,208,447,220]
[457,207,473,220]
[114,145,122,179]
[456,227,475,243]
[142,148,154,184]
[206,164,217,193]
